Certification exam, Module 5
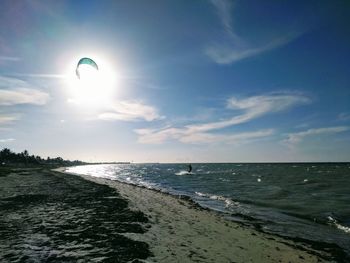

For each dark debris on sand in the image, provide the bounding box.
[0,168,151,262]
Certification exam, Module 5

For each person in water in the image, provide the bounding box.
[188,164,192,173]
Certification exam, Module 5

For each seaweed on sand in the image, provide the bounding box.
[0,169,152,262]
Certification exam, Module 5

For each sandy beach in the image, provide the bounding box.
[0,167,345,262]
[58,168,343,263]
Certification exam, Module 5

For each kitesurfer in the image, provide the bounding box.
[188,164,192,173]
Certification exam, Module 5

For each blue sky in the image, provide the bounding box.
[0,0,349,162]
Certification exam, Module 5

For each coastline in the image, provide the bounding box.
[56,167,344,262]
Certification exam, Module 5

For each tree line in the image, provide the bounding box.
[0,148,85,166]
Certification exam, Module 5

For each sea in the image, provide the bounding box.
[66,163,350,257]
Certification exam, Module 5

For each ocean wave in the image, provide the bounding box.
[195,192,240,208]
[203,169,235,174]
[327,216,350,234]
[175,170,194,176]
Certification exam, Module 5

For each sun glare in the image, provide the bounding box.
[65,55,117,109]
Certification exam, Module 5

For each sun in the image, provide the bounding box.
[65,55,117,109]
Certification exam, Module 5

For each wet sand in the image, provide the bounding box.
[58,168,342,263]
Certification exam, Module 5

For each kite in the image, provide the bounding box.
[76,57,98,79]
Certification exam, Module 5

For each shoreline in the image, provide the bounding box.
[56,167,347,262]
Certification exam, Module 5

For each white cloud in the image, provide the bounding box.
[0,76,50,106]
[135,127,182,144]
[8,73,66,79]
[0,138,15,143]
[98,100,164,122]
[0,88,50,106]
[284,126,350,146]
[135,92,308,144]
[210,0,236,38]
[227,93,310,112]
[179,129,274,144]
[135,127,274,145]
[205,33,300,64]
[186,93,310,133]
[207,0,302,64]
[0,76,27,88]
[0,115,20,124]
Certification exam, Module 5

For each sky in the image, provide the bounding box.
[0,0,350,162]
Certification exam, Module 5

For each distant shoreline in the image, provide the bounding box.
[76,161,350,165]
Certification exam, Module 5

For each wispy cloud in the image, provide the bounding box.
[98,100,164,122]
[0,76,50,106]
[206,0,302,64]
[0,115,20,124]
[284,126,350,146]
[135,92,309,144]
[0,138,15,143]
[179,129,274,144]
[135,127,274,145]
[0,88,50,106]
[7,73,66,79]
[135,127,180,144]
[210,0,238,40]
[186,93,310,133]
[205,33,301,64]
[338,112,350,121]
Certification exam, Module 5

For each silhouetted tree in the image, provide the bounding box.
[0,148,85,167]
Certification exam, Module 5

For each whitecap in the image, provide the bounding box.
[327,216,350,234]
[195,191,206,197]
[175,170,194,176]
[195,192,239,208]
[224,198,240,207]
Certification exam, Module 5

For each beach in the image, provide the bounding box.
[0,166,344,262]
[2,0,349,261]
[0,167,151,262]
